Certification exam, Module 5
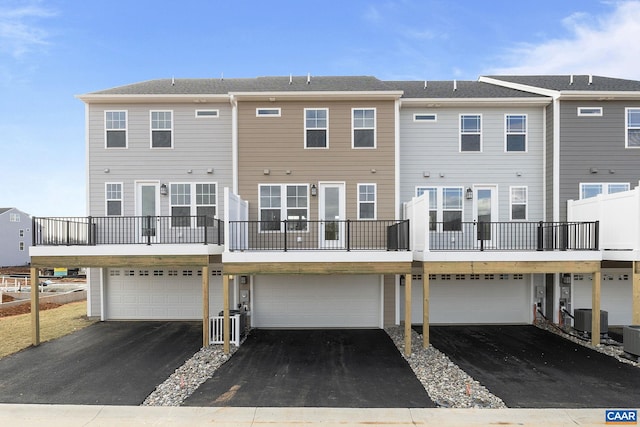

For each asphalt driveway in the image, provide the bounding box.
[183,329,435,408]
[0,321,201,405]
[424,325,640,408]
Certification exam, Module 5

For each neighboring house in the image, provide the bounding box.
[481,75,640,326]
[30,74,640,352]
[0,208,32,267]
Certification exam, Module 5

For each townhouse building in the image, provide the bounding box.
[29,74,640,352]
[0,208,31,267]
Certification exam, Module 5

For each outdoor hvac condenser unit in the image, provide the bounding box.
[623,325,640,357]
[573,308,608,334]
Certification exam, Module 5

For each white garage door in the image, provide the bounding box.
[573,268,632,326]
[253,275,382,328]
[401,274,531,324]
[105,267,223,320]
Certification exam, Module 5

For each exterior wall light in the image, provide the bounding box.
[310,184,317,196]
[160,183,168,196]
[466,187,473,200]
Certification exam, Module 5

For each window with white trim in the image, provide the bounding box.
[196,183,217,226]
[256,108,281,117]
[358,184,376,220]
[352,108,376,148]
[413,113,437,122]
[19,242,24,251]
[510,186,527,220]
[105,111,127,148]
[259,184,308,231]
[169,183,218,227]
[151,110,173,148]
[579,182,630,199]
[105,183,123,216]
[460,114,481,152]
[577,107,602,117]
[195,109,219,118]
[305,108,328,148]
[417,187,463,231]
[626,108,640,148]
[505,114,526,152]
[9,213,19,222]
[19,229,24,237]
[170,183,191,226]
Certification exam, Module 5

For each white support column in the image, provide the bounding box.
[223,274,230,354]
[592,269,601,346]
[202,265,210,348]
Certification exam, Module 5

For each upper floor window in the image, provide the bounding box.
[105,183,123,216]
[358,184,376,220]
[460,114,481,152]
[305,108,328,148]
[151,111,173,148]
[580,182,630,199]
[195,109,219,118]
[9,213,19,222]
[256,108,281,117]
[626,108,640,148]
[510,186,527,220]
[417,186,463,231]
[505,114,527,152]
[19,229,24,237]
[105,111,127,148]
[352,108,376,148]
[577,107,603,117]
[259,184,309,231]
[19,241,25,251]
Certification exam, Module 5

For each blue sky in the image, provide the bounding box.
[2,0,640,217]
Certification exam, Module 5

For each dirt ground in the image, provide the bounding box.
[0,302,63,318]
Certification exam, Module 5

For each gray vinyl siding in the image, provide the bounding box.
[0,209,31,267]
[86,103,233,218]
[558,100,640,220]
[399,107,545,221]
[545,104,554,221]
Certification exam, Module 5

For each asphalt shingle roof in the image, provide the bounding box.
[384,80,546,98]
[483,75,640,92]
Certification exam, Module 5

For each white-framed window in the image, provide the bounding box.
[579,182,630,199]
[626,108,640,148]
[105,182,123,216]
[416,186,463,231]
[413,113,437,122]
[9,213,19,222]
[256,108,281,117]
[305,108,328,148]
[358,184,376,220]
[169,182,218,227]
[19,229,24,237]
[150,110,173,148]
[352,108,376,148]
[505,114,527,152]
[510,186,527,220]
[577,107,603,117]
[19,242,24,251]
[259,184,309,232]
[105,110,127,148]
[460,114,481,152]
[195,109,219,118]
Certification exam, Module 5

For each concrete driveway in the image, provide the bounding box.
[183,329,435,408]
[426,325,640,408]
[0,321,201,405]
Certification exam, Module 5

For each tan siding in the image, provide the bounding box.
[237,100,397,221]
[383,274,396,326]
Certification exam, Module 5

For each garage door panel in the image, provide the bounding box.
[253,275,381,328]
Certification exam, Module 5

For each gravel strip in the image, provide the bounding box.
[385,326,506,409]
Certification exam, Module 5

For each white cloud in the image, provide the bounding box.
[0,2,56,57]
[490,1,640,80]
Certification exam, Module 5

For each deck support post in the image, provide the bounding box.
[202,265,210,347]
[591,268,601,346]
[423,272,430,348]
[404,273,412,356]
[223,274,230,354]
[30,267,40,346]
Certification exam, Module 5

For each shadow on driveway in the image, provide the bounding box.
[422,325,640,408]
[0,321,201,405]
[183,329,435,408]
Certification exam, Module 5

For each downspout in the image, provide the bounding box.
[553,95,560,222]
[395,98,401,220]
[230,94,238,194]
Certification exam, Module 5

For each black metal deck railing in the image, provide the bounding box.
[428,221,599,251]
[228,219,410,251]
[32,216,224,246]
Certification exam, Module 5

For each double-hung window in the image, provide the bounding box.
[460,114,481,152]
[105,111,127,148]
[151,111,173,148]
[505,114,527,152]
[626,108,640,148]
[259,184,309,231]
[510,186,527,220]
[417,187,463,231]
[305,108,328,148]
[105,183,123,216]
[352,108,376,148]
[169,183,218,227]
[358,184,376,220]
[580,182,630,199]
[9,213,20,222]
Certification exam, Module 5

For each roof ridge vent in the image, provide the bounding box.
[589,74,593,85]
[307,73,311,84]
[570,74,574,85]
[453,79,457,91]
[289,74,293,85]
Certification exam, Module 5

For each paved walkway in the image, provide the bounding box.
[0,404,617,426]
